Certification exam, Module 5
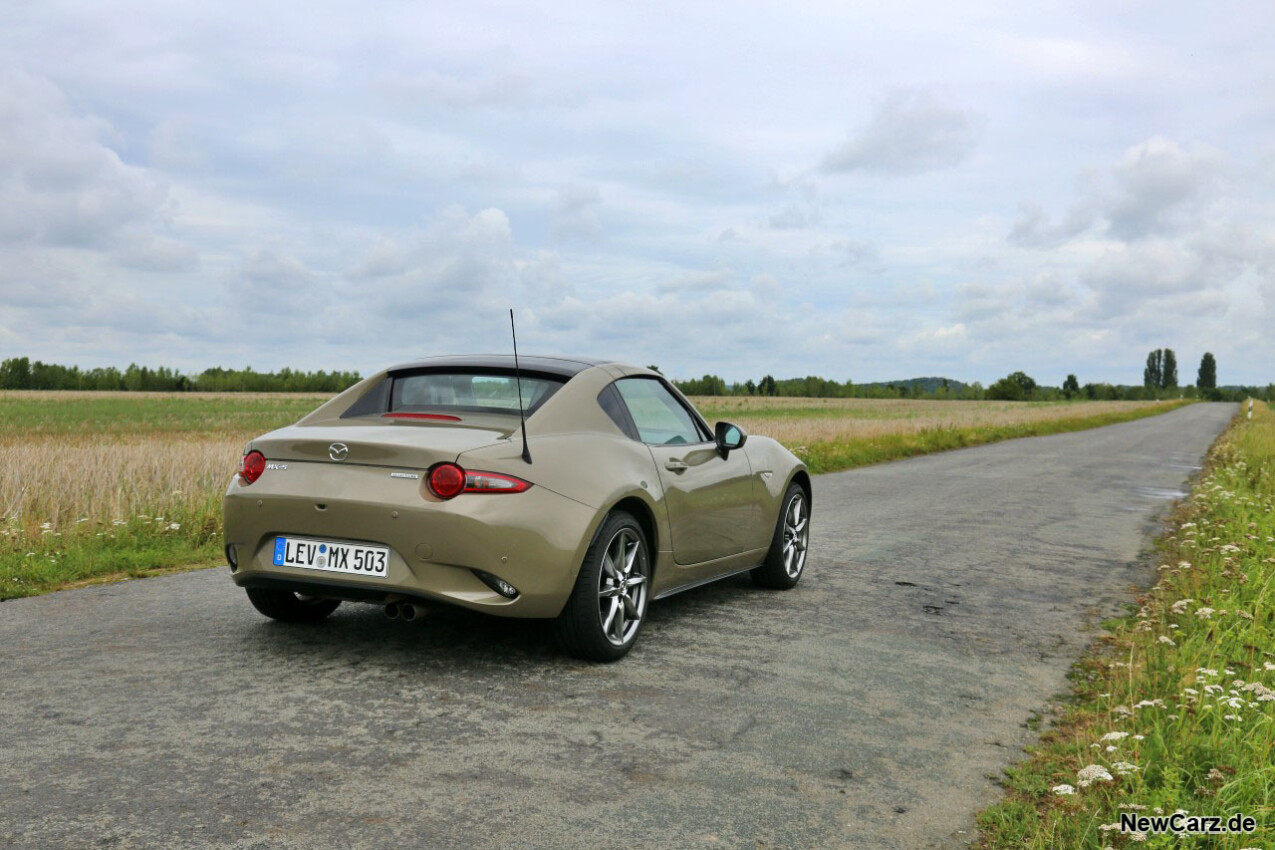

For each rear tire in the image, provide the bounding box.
[751,482,810,589]
[554,512,650,662]
[245,587,341,623]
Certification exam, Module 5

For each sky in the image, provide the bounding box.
[2,1,1273,386]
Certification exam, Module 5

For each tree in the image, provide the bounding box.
[1197,352,1217,390]
[1144,350,1163,389]
[985,371,1038,401]
[759,374,777,396]
[1062,374,1080,399]
[1161,349,1178,389]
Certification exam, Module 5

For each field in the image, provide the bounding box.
[1,391,1184,599]
[977,402,1274,848]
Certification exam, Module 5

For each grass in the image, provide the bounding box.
[2,391,1190,599]
[691,396,1191,473]
[976,401,1274,849]
[0,392,323,599]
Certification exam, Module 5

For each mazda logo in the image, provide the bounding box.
[328,443,349,462]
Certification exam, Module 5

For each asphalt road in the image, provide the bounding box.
[0,403,1234,849]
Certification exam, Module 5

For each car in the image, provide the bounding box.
[223,355,811,660]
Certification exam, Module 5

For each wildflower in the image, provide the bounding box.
[1106,745,1118,752]
[1224,714,1242,720]
[1195,607,1215,619]
[1158,635,1175,646]
[1077,765,1113,787]
[1265,662,1275,672]
[1052,784,1076,795]
[168,522,181,531]
[1171,599,1194,614]
[1197,668,1218,677]
[1099,731,1129,742]
[1112,762,1139,776]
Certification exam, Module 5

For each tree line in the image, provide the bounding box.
[669,350,1271,403]
[0,357,361,393]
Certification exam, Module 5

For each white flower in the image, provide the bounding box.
[1171,599,1194,614]
[1197,668,1218,677]
[1052,784,1076,795]
[1112,761,1139,775]
[1077,765,1114,787]
[1100,731,1130,742]
[1195,607,1216,619]
[1158,635,1176,646]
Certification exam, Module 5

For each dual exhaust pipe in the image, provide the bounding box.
[384,600,422,621]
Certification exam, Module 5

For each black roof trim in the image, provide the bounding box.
[384,354,616,379]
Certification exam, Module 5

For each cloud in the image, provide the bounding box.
[0,71,173,250]
[821,91,978,175]
[1104,137,1221,241]
[551,184,603,242]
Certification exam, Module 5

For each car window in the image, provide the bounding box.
[343,370,564,418]
[391,372,562,415]
[615,378,706,445]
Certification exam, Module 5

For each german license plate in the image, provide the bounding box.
[272,536,389,578]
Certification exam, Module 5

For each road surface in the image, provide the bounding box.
[0,403,1234,848]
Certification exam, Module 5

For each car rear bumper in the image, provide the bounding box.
[223,462,599,618]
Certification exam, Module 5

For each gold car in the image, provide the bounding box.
[224,356,811,660]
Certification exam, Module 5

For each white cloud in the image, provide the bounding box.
[821,91,979,176]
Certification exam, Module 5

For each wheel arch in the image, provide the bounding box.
[790,468,812,509]
[608,495,659,583]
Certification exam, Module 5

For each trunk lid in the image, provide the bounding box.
[251,417,518,471]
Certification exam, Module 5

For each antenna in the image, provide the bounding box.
[510,309,532,464]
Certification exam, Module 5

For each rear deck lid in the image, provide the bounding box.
[250,418,518,471]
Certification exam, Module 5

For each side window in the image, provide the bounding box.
[598,383,638,439]
[615,378,706,445]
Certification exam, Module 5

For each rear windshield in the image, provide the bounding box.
[347,370,565,418]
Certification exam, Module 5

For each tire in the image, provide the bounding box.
[751,482,810,589]
[244,587,341,623]
[554,511,651,662]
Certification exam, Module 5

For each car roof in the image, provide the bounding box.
[385,354,620,379]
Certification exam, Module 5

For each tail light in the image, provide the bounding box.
[240,450,266,484]
[427,463,531,500]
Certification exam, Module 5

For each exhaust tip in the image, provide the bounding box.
[384,601,400,619]
[400,603,418,622]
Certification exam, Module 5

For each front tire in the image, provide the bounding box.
[554,512,651,662]
[751,482,810,589]
[244,587,341,623]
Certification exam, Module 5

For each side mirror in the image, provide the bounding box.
[714,421,747,456]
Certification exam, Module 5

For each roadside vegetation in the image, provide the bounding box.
[1,391,1192,599]
[977,401,1274,848]
[695,396,1190,474]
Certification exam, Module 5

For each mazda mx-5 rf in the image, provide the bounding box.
[224,355,811,660]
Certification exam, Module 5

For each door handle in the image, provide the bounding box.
[664,459,688,472]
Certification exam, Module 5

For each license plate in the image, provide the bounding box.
[272,536,390,578]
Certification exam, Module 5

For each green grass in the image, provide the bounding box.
[976,402,1275,848]
[0,391,323,437]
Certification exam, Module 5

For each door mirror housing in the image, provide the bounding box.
[714,421,747,456]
